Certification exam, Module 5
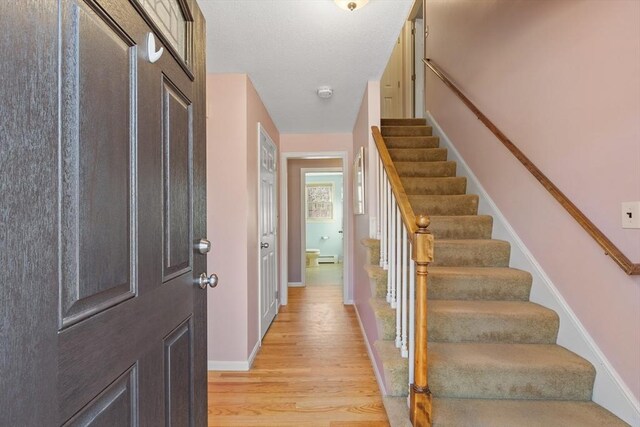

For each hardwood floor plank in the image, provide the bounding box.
[208,286,389,426]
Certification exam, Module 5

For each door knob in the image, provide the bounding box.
[194,238,211,254]
[197,273,218,289]
[261,242,269,249]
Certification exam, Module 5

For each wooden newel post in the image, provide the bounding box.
[410,214,434,427]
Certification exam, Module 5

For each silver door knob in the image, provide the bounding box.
[260,242,269,249]
[197,272,218,289]
[194,238,211,254]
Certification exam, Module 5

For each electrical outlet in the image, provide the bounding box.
[621,201,640,229]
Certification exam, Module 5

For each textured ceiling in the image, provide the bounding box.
[200,0,413,134]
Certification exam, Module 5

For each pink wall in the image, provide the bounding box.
[206,74,280,364]
[287,158,343,283]
[425,0,640,400]
[280,133,354,299]
[352,81,384,388]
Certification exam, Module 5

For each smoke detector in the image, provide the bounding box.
[317,86,333,99]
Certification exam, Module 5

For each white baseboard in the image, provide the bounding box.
[426,111,640,426]
[208,340,261,372]
[288,282,305,287]
[355,304,387,396]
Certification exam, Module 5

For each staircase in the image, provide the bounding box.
[364,118,628,426]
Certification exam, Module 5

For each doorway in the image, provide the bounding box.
[301,168,344,287]
[279,152,351,307]
[259,124,278,339]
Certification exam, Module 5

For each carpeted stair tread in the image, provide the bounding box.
[384,136,440,149]
[381,118,427,126]
[429,215,493,239]
[395,161,456,177]
[431,398,628,427]
[433,239,511,267]
[428,342,595,400]
[401,177,467,195]
[429,300,559,343]
[374,340,408,397]
[409,194,479,216]
[389,148,448,162]
[364,264,387,298]
[428,266,532,301]
[382,125,432,136]
[370,298,395,341]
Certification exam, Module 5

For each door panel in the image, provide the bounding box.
[62,366,138,427]
[164,318,194,427]
[59,0,137,328]
[162,77,193,281]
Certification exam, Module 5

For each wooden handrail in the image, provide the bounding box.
[372,126,419,237]
[424,58,640,275]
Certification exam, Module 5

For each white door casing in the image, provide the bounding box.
[259,124,278,339]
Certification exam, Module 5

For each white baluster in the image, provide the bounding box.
[385,178,392,303]
[401,224,409,358]
[395,205,402,347]
[381,170,387,269]
[389,192,397,308]
[377,156,382,240]
[408,242,416,383]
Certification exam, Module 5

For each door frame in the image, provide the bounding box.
[300,167,344,286]
[279,151,351,307]
[257,122,278,345]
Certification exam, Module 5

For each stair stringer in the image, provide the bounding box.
[426,110,640,426]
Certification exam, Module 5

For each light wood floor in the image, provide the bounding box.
[208,286,389,427]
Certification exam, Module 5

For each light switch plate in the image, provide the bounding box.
[621,201,640,229]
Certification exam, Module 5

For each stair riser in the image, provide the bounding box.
[401,177,467,195]
[389,148,448,162]
[429,364,595,400]
[395,161,456,177]
[370,299,395,341]
[385,137,439,149]
[429,273,532,301]
[429,216,493,239]
[429,311,559,344]
[381,118,427,126]
[410,195,479,216]
[433,241,511,267]
[365,265,387,299]
[382,126,433,136]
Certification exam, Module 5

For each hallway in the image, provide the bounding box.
[207,285,389,426]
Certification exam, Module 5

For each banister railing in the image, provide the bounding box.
[371,126,435,427]
[423,58,640,276]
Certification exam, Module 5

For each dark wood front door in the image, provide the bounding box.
[0,0,207,425]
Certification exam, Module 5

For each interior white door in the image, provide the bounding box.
[381,35,404,118]
[259,126,278,338]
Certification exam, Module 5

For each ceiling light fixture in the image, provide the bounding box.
[334,0,369,12]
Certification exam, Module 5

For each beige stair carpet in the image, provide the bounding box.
[363,118,628,426]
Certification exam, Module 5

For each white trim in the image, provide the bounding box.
[279,151,352,306]
[288,281,304,287]
[208,340,261,372]
[426,111,640,426]
[355,304,387,396]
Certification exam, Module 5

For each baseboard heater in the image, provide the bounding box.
[317,255,338,264]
